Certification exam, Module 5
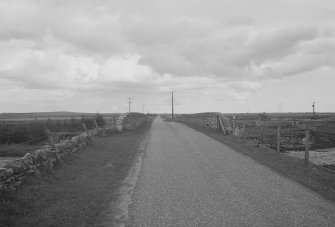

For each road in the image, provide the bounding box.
[128,117,335,226]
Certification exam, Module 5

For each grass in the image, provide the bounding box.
[0,144,45,157]
[0,119,152,227]
[0,131,80,157]
[178,120,335,204]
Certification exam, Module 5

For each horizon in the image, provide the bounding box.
[1,111,335,115]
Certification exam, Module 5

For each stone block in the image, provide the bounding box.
[27,169,35,175]
[5,168,14,176]
[4,161,22,173]
[34,169,41,177]
[0,168,6,178]
[23,153,34,165]
[35,149,48,161]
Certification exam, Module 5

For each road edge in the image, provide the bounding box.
[96,127,151,227]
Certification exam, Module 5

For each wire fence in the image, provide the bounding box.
[226,119,335,150]
[176,114,335,166]
[5,136,48,150]
[176,114,335,169]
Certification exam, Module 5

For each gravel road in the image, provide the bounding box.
[128,117,335,226]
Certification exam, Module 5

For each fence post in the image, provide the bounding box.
[113,116,117,127]
[305,129,310,166]
[45,129,58,152]
[218,116,225,134]
[45,129,61,162]
[277,125,281,152]
[232,120,236,135]
[93,119,99,129]
[243,122,246,142]
[257,123,264,147]
[82,123,93,141]
[93,119,100,137]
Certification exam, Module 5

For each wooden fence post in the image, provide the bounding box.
[257,123,264,147]
[82,123,93,141]
[277,125,281,152]
[45,129,59,153]
[243,122,246,142]
[305,129,310,166]
[113,116,117,127]
[93,119,99,129]
[218,116,225,134]
[45,129,62,163]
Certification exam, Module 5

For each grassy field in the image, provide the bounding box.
[0,111,120,122]
[0,112,111,157]
[0,130,84,157]
[178,120,335,204]
[0,118,152,227]
[0,144,45,157]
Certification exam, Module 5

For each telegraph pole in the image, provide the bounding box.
[277,103,283,119]
[127,97,134,113]
[171,91,175,119]
[312,101,316,119]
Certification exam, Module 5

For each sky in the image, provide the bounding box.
[0,0,335,114]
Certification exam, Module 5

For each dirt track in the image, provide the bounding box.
[128,117,335,226]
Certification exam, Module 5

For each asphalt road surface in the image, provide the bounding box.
[128,117,335,226]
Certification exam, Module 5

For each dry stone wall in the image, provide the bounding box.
[122,112,148,130]
[177,112,218,129]
[0,113,148,191]
[177,112,234,134]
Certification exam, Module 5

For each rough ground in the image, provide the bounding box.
[285,148,335,166]
[128,117,335,226]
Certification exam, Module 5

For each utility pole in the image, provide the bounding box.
[312,101,316,119]
[280,104,283,119]
[277,103,283,119]
[277,124,281,152]
[305,129,310,166]
[171,91,175,119]
[142,104,145,114]
[127,97,134,113]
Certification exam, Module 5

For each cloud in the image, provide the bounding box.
[0,41,99,90]
[0,0,334,112]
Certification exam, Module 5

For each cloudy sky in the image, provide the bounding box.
[0,0,334,113]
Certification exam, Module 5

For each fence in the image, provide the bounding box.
[177,113,335,167]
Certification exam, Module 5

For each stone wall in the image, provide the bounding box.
[122,113,148,130]
[177,112,233,133]
[0,113,148,191]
